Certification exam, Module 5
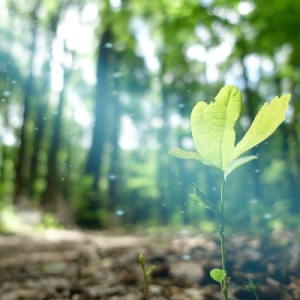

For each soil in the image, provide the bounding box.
[0,228,300,300]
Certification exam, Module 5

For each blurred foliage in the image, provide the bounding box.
[0,0,300,234]
[0,204,62,233]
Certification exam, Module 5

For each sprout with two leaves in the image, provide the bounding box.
[169,85,290,300]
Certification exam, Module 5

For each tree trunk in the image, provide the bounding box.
[107,64,121,212]
[29,7,62,199]
[42,50,71,210]
[240,54,262,201]
[29,77,49,198]
[81,28,114,228]
[156,61,172,225]
[274,75,300,214]
[286,83,300,214]
[15,0,41,201]
[85,28,113,190]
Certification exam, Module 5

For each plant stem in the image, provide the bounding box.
[254,292,259,300]
[219,176,229,300]
[143,267,149,300]
[220,177,226,272]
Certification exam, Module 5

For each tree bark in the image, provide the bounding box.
[29,6,62,199]
[107,64,121,211]
[85,28,113,190]
[42,47,71,210]
[240,54,262,202]
[81,28,114,228]
[287,83,300,214]
[15,0,41,201]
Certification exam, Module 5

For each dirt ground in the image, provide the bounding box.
[0,228,300,300]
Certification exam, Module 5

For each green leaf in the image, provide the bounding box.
[189,184,217,215]
[189,193,208,208]
[191,85,241,171]
[247,278,259,292]
[169,85,290,179]
[168,147,208,164]
[224,155,257,180]
[146,265,156,277]
[210,268,226,284]
[189,193,218,215]
[232,94,291,160]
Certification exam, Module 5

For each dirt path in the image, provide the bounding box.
[0,229,300,299]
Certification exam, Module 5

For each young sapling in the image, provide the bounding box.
[139,252,156,300]
[169,85,290,299]
[246,275,260,300]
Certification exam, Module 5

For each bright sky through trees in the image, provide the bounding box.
[20,0,261,152]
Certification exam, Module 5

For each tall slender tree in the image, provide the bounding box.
[85,28,114,190]
[42,43,73,210]
[15,0,42,201]
[29,2,63,199]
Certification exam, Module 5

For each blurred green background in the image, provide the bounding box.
[0,0,299,233]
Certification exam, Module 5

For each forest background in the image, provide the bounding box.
[1,0,300,234]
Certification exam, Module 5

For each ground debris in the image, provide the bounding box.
[0,229,299,299]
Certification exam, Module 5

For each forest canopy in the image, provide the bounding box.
[0,0,300,232]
